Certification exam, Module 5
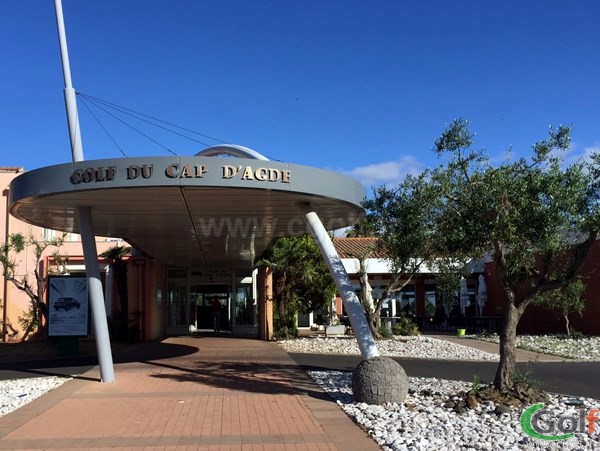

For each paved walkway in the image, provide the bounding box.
[421,334,568,362]
[0,336,380,451]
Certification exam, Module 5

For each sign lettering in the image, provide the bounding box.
[70,166,116,184]
[126,164,153,180]
[70,162,290,184]
[165,164,208,178]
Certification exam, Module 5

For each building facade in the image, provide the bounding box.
[5,163,597,343]
[332,237,599,336]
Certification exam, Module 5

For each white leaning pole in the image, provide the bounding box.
[54,0,115,383]
[301,205,379,360]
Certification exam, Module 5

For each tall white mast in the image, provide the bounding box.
[54,0,83,163]
[54,0,115,383]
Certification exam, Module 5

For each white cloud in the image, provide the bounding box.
[491,147,515,165]
[556,142,600,167]
[341,156,424,188]
[578,144,600,164]
[332,226,352,237]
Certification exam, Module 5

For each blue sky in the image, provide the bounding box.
[2,0,599,191]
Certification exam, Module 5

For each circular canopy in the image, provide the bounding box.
[9,155,365,268]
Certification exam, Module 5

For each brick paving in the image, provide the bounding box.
[0,336,380,451]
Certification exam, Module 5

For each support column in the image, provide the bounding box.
[257,265,273,340]
[78,207,114,383]
[301,205,379,360]
[302,205,410,405]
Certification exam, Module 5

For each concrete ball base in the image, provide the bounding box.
[351,356,409,405]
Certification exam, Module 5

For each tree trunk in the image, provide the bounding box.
[20,297,44,342]
[21,322,35,342]
[278,298,289,329]
[494,301,521,392]
[564,314,570,336]
[358,270,381,338]
[364,308,379,338]
[372,307,381,335]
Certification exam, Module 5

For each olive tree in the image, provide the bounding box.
[0,232,67,341]
[362,172,453,337]
[534,278,585,336]
[354,250,406,338]
[369,119,600,392]
[430,119,599,391]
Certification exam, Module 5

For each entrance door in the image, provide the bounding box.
[166,268,242,336]
[190,285,230,332]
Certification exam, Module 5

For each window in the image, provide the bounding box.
[424,283,436,317]
[43,228,55,241]
[396,284,416,317]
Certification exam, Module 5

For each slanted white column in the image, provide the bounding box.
[55,0,114,382]
[301,205,379,360]
[78,207,115,382]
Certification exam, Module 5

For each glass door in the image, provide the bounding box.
[231,270,257,336]
[234,284,254,326]
[190,285,230,332]
[166,268,247,335]
[166,279,189,335]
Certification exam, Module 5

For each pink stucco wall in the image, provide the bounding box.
[1,167,122,340]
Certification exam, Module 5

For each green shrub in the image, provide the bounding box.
[569,330,585,340]
[554,330,585,340]
[392,317,420,336]
[273,325,298,340]
[378,323,393,338]
[513,365,542,390]
[273,308,299,340]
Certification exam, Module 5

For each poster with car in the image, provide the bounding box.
[48,276,89,336]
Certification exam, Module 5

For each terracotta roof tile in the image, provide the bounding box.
[332,237,388,259]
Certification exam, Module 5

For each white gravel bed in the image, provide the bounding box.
[278,336,499,361]
[0,376,70,418]
[469,334,600,360]
[310,371,600,451]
